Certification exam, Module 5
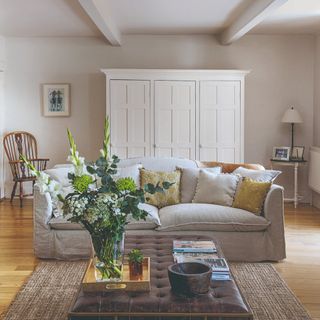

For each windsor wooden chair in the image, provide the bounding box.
[3,131,49,207]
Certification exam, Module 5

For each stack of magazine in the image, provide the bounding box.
[172,240,231,281]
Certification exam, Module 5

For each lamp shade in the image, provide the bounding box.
[281,106,303,123]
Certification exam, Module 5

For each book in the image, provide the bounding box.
[212,273,231,281]
[173,252,219,263]
[173,251,231,281]
[205,258,229,273]
[172,240,217,253]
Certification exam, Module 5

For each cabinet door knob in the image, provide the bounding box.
[153,144,157,148]
[199,144,203,148]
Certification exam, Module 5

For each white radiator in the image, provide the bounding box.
[309,146,320,193]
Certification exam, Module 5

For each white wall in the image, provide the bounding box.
[3,34,315,200]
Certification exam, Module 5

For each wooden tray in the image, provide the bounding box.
[82,257,151,292]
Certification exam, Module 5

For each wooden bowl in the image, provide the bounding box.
[168,262,212,296]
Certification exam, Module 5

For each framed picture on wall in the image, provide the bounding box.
[41,83,70,117]
[291,146,305,161]
[272,146,291,161]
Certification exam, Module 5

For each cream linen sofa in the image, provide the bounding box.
[33,157,286,262]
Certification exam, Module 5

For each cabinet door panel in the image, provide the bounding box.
[112,108,128,144]
[155,81,196,159]
[200,148,217,161]
[218,148,235,163]
[200,81,241,163]
[217,109,235,144]
[110,80,150,158]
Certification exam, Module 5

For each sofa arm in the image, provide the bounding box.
[33,186,53,230]
[263,184,286,259]
[264,184,284,220]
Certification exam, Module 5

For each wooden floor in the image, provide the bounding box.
[0,200,320,319]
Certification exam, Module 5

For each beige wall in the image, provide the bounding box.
[3,34,315,200]
[312,36,320,208]
[0,36,5,198]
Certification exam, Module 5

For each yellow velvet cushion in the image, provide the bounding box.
[140,169,181,208]
[233,178,271,215]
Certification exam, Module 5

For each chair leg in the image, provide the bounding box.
[10,181,17,203]
[19,182,23,208]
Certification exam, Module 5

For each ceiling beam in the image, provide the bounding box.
[220,0,288,45]
[78,0,121,46]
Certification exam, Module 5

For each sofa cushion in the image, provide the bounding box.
[114,164,142,187]
[140,169,181,208]
[197,161,265,173]
[49,203,160,231]
[45,167,74,187]
[193,171,240,206]
[233,166,281,182]
[126,203,160,230]
[233,178,271,215]
[179,167,221,203]
[157,203,270,232]
[49,215,83,230]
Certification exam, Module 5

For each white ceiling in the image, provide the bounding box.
[105,0,253,34]
[0,0,320,39]
[0,0,101,37]
[252,0,320,34]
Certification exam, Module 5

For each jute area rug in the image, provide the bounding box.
[0,261,312,320]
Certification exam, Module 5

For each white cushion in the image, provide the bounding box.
[193,171,240,206]
[114,164,142,187]
[179,166,222,203]
[158,203,270,232]
[126,203,160,230]
[45,167,74,187]
[233,167,281,182]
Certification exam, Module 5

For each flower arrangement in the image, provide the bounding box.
[22,117,171,281]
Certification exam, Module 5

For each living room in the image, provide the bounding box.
[0,0,320,319]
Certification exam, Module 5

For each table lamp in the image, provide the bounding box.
[281,106,303,150]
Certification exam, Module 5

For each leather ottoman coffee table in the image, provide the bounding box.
[68,235,253,320]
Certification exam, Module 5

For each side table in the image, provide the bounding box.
[270,159,307,208]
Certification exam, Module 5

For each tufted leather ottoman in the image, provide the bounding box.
[68,235,253,320]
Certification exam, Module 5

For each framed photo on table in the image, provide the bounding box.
[272,147,291,161]
[41,83,70,117]
[291,146,305,161]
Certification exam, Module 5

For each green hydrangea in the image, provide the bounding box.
[116,177,136,192]
[73,175,93,193]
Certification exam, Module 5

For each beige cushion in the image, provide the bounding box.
[193,171,240,206]
[49,215,83,230]
[179,167,221,203]
[158,203,270,232]
[233,167,281,182]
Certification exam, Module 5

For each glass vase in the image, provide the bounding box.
[91,232,125,282]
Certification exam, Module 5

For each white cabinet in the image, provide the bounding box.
[104,69,248,162]
[155,81,196,159]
